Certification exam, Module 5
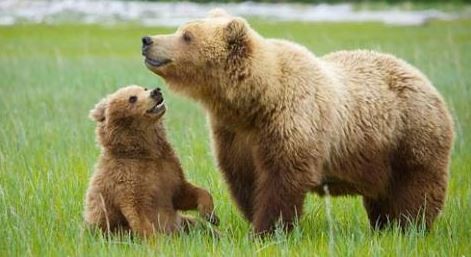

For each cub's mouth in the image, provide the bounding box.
[145,57,172,68]
[146,97,166,116]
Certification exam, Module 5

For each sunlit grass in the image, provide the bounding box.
[0,19,470,257]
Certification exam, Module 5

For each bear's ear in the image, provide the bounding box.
[224,17,248,46]
[89,97,108,122]
[207,8,231,18]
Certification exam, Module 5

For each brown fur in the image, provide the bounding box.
[142,10,454,234]
[84,85,218,237]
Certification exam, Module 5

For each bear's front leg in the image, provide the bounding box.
[252,131,321,235]
[173,182,219,225]
[252,170,307,235]
[211,123,257,222]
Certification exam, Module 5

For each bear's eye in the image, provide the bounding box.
[129,96,138,103]
[144,88,148,91]
[182,31,192,43]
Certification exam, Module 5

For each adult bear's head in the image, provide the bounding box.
[141,9,258,100]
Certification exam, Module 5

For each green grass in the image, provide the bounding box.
[1,20,470,257]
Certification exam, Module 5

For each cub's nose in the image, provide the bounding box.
[150,88,162,101]
[142,36,153,47]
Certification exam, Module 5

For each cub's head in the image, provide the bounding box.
[141,9,254,96]
[90,85,166,128]
[90,85,171,156]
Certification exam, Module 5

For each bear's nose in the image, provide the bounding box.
[142,36,153,47]
[150,88,162,100]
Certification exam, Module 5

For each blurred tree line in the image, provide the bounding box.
[140,0,471,3]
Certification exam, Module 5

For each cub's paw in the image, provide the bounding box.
[179,215,197,232]
[204,212,220,226]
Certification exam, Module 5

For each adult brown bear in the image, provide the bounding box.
[142,9,454,234]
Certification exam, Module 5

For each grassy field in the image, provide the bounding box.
[1,20,470,257]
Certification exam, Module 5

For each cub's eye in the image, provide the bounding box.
[129,96,138,103]
[144,88,148,91]
[182,31,192,43]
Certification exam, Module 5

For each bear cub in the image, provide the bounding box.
[84,85,218,237]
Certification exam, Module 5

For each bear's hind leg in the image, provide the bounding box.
[120,205,155,237]
[85,192,127,234]
[363,161,448,231]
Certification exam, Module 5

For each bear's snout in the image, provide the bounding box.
[142,36,153,47]
[142,36,153,55]
[150,88,163,102]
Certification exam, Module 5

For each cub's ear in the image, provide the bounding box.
[224,17,248,45]
[207,8,231,18]
[89,97,108,122]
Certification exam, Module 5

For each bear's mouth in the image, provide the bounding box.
[145,57,172,68]
[146,98,166,116]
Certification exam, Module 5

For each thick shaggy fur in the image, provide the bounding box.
[143,10,454,234]
[84,85,218,237]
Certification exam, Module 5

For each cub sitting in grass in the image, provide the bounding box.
[84,85,219,237]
